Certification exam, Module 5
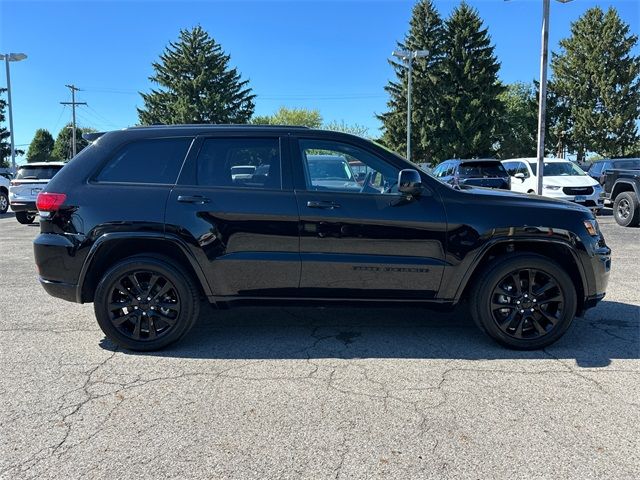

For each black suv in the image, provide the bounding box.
[34,125,611,351]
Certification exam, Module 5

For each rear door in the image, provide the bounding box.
[166,134,300,298]
[292,136,446,299]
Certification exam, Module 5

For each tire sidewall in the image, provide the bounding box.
[94,256,199,351]
[15,211,35,224]
[0,192,8,214]
[472,255,578,350]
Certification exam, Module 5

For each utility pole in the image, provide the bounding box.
[535,0,550,195]
[1,53,27,170]
[60,84,86,158]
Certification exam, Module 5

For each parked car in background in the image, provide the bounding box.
[0,174,9,214]
[9,162,65,224]
[502,158,604,214]
[587,158,640,188]
[33,125,610,351]
[601,168,640,227]
[431,159,510,190]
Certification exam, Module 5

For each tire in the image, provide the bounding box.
[613,192,640,227]
[469,254,577,350]
[0,191,8,214]
[94,255,201,351]
[15,211,36,224]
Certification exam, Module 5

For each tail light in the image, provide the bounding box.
[36,192,67,212]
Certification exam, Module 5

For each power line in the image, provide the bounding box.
[60,84,87,158]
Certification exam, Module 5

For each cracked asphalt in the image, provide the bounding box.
[0,211,638,479]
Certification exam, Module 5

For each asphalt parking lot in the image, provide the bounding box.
[0,210,638,479]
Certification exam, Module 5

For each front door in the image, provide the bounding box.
[292,137,447,299]
[166,134,300,298]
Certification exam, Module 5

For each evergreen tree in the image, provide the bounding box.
[551,7,640,160]
[0,88,11,168]
[26,128,55,163]
[52,123,94,160]
[497,82,537,159]
[138,26,255,125]
[438,2,504,159]
[377,0,445,164]
[251,107,322,128]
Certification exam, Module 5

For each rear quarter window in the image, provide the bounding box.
[96,137,193,184]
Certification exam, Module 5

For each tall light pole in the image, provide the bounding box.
[531,0,573,194]
[1,53,27,171]
[392,49,429,163]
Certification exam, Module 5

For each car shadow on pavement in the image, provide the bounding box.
[100,300,639,368]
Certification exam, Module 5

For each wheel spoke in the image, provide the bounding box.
[146,274,160,296]
[113,311,136,326]
[538,294,563,305]
[527,269,536,295]
[153,309,177,326]
[510,273,522,296]
[132,316,142,339]
[129,273,144,296]
[147,317,157,339]
[108,301,130,311]
[115,282,134,299]
[534,281,555,296]
[491,300,514,311]
[538,309,559,327]
[532,317,547,335]
[151,282,172,301]
[157,299,180,311]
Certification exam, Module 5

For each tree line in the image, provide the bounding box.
[4,0,638,166]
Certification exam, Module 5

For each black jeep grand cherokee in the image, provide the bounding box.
[34,125,611,351]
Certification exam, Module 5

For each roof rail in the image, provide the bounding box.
[126,124,311,130]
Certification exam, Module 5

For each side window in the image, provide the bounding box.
[96,137,192,184]
[589,162,602,175]
[299,139,399,194]
[503,162,518,176]
[196,138,281,189]
[432,164,443,177]
[445,163,456,177]
[516,162,530,178]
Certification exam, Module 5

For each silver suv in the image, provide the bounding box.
[9,162,65,224]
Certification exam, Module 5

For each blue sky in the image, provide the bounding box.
[1,0,638,162]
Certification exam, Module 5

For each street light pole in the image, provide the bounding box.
[535,0,551,195]
[1,53,27,170]
[392,49,428,163]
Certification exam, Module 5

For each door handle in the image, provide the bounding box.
[177,195,210,204]
[307,200,340,209]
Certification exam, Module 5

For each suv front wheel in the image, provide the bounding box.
[469,254,577,350]
[94,255,201,351]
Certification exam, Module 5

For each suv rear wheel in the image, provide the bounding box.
[469,254,577,350]
[94,255,201,351]
[613,191,639,227]
[15,211,36,224]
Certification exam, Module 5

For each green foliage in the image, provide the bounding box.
[438,2,505,160]
[496,82,537,158]
[52,123,94,160]
[378,0,445,164]
[138,26,255,125]
[26,129,55,163]
[251,106,322,128]
[550,6,640,160]
[0,88,11,168]
[323,120,369,138]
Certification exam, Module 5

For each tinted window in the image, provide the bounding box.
[458,162,507,177]
[299,139,399,194]
[530,162,586,177]
[16,165,63,180]
[97,138,192,184]
[612,159,640,170]
[588,162,603,175]
[196,138,281,189]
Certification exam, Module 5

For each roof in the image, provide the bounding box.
[127,124,310,130]
[503,157,572,163]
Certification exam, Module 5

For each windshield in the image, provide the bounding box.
[16,165,63,180]
[458,162,507,177]
[308,159,354,181]
[530,162,586,176]
[612,159,640,170]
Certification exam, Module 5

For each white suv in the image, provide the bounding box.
[9,162,65,224]
[502,158,604,213]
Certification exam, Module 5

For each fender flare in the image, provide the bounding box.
[76,232,213,303]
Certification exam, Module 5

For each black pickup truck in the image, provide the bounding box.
[603,168,640,227]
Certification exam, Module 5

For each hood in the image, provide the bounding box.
[541,175,598,187]
[459,185,592,214]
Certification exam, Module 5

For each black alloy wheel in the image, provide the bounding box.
[107,270,181,342]
[469,254,577,350]
[613,192,640,227]
[617,197,631,221]
[94,255,200,351]
[490,268,564,340]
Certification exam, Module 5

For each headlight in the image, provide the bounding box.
[544,184,562,190]
[583,219,599,236]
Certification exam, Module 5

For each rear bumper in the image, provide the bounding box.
[38,276,78,303]
[10,201,36,212]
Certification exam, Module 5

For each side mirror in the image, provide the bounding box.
[398,169,422,196]
[514,173,525,180]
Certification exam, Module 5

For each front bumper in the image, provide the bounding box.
[543,189,605,210]
[9,200,36,212]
